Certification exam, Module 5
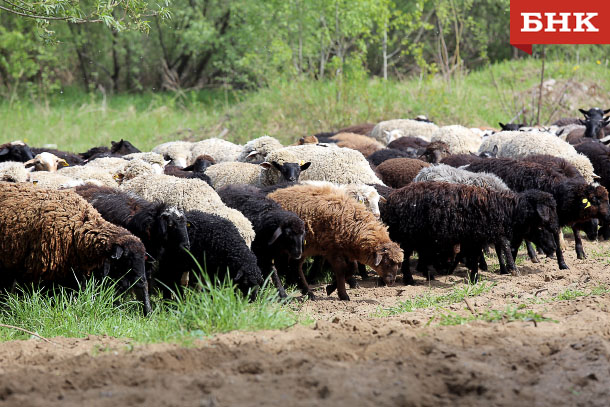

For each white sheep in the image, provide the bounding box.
[120,174,255,246]
[413,164,509,191]
[189,138,242,164]
[0,161,29,182]
[24,152,69,172]
[152,141,193,167]
[478,131,596,183]
[204,162,262,189]
[370,119,439,145]
[301,180,383,217]
[237,136,284,163]
[431,125,482,154]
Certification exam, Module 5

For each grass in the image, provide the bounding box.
[2,59,609,152]
[0,274,302,343]
[435,306,555,326]
[378,280,495,317]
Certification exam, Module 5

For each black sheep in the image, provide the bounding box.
[174,210,264,298]
[74,185,190,283]
[383,182,560,284]
[164,155,215,185]
[0,141,34,163]
[466,157,610,260]
[111,139,140,155]
[367,148,411,167]
[217,185,306,298]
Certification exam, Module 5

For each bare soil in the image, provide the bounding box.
[1,237,610,407]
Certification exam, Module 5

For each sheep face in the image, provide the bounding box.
[420,141,451,163]
[233,263,264,300]
[498,123,525,131]
[261,161,311,183]
[161,208,190,252]
[582,185,610,222]
[478,145,498,158]
[111,139,140,155]
[104,238,151,315]
[370,242,403,286]
[0,143,34,163]
[580,116,610,139]
[268,221,306,260]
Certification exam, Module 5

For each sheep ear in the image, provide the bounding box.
[536,205,551,224]
[579,109,589,116]
[300,162,311,171]
[0,148,8,156]
[604,108,610,115]
[492,145,498,155]
[110,245,124,260]
[379,196,387,203]
[233,269,244,282]
[268,226,282,245]
[271,161,283,171]
[374,252,383,266]
[24,158,37,168]
[498,122,505,128]
[260,162,272,169]
[246,150,259,159]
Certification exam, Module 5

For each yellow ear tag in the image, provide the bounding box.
[299,160,305,166]
[582,198,591,209]
[32,180,38,185]
[303,239,306,246]
[187,222,192,228]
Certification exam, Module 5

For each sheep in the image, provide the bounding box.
[383,182,560,284]
[152,141,193,167]
[237,136,284,163]
[370,119,439,145]
[120,174,256,247]
[316,133,384,157]
[123,152,168,167]
[313,123,376,139]
[0,141,34,163]
[164,156,213,184]
[294,135,319,145]
[0,162,29,183]
[204,160,311,189]
[189,138,242,164]
[115,159,163,182]
[477,130,596,183]
[466,157,610,261]
[24,152,69,172]
[499,122,526,131]
[57,165,118,187]
[386,136,429,152]
[110,139,141,155]
[565,114,610,144]
[74,185,191,286]
[0,183,151,314]
[375,158,431,188]
[268,184,404,300]
[84,157,129,171]
[217,185,306,298]
[28,172,104,189]
[263,144,383,185]
[414,164,509,191]
[31,147,84,166]
[367,148,412,168]
[169,210,263,298]
[418,141,452,163]
[430,125,482,154]
[300,180,383,217]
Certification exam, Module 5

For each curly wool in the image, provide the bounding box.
[413,164,509,191]
[152,141,193,168]
[375,158,430,188]
[0,161,28,182]
[237,136,284,163]
[263,144,384,185]
[301,180,382,217]
[268,184,403,275]
[204,162,262,189]
[85,157,128,171]
[116,159,163,181]
[120,174,255,246]
[58,166,118,187]
[431,125,482,154]
[28,172,103,189]
[478,131,596,183]
[189,138,242,164]
[370,119,439,145]
[329,133,384,157]
[123,152,168,167]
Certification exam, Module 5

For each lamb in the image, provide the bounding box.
[168,210,263,298]
[263,144,383,185]
[466,157,610,261]
[477,130,596,183]
[189,138,242,164]
[370,119,439,145]
[24,152,69,172]
[120,174,256,246]
[237,136,284,163]
[413,164,509,191]
[430,125,482,154]
[375,158,431,188]
[0,183,151,314]
[74,185,190,286]
[268,184,404,300]
[383,182,560,284]
[217,185,306,298]
[0,141,34,163]
[0,162,29,183]
[204,160,311,189]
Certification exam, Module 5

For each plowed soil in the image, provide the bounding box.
[1,237,609,407]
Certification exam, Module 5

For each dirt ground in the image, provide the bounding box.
[1,237,609,407]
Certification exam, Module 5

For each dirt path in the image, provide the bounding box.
[1,238,609,407]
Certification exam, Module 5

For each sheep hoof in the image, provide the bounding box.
[558,262,569,270]
[402,276,416,285]
[338,293,350,301]
[346,278,359,289]
[326,284,337,296]
[530,257,540,264]
[306,291,316,300]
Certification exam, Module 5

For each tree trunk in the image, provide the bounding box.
[111,30,120,92]
[383,23,388,80]
[68,23,90,90]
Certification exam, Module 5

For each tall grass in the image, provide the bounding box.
[0,274,300,343]
[2,60,609,151]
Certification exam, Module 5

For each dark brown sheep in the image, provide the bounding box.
[375,158,431,188]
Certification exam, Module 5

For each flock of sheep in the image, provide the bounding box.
[0,107,609,313]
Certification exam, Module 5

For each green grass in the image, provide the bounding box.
[0,274,301,343]
[2,59,609,151]
[435,306,555,326]
[378,281,495,317]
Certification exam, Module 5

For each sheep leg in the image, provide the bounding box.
[357,262,369,279]
[294,258,315,300]
[553,231,569,270]
[306,256,325,284]
[465,253,479,284]
[500,238,518,275]
[572,226,586,259]
[327,257,350,301]
[416,253,435,281]
[271,268,287,299]
[401,247,415,285]
[346,261,360,288]
[525,241,540,263]
[478,251,488,271]
[261,258,287,299]
[495,243,508,275]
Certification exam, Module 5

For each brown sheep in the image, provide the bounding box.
[294,135,319,145]
[375,158,431,188]
[336,122,376,136]
[0,183,151,314]
[268,184,403,301]
[330,132,384,157]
